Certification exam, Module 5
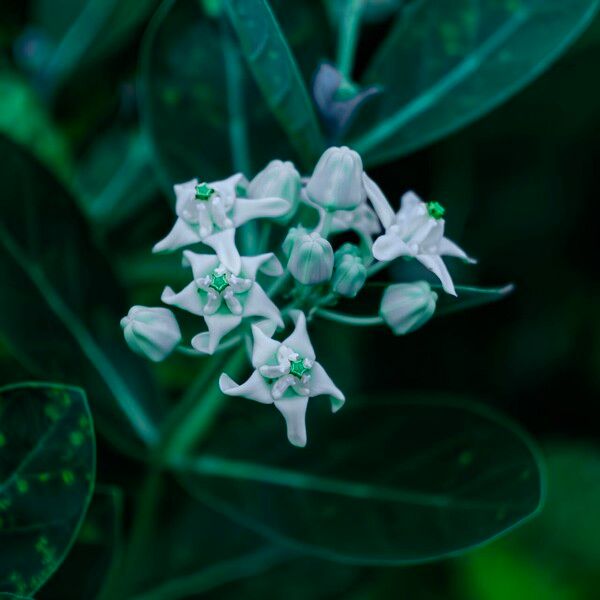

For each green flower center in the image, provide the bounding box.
[195,182,215,201]
[209,271,229,293]
[427,201,445,220]
[289,357,310,379]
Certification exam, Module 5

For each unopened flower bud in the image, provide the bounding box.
[306,146,365,211]
[334,242,361,266]
[288,232,334,285]
[120,306,181,362]
[380,282,437,335]
[248,160,301,209]
[333,254,367,298]
[282,226,307,257]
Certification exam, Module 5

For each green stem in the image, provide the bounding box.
[337,0,365,79]
[314,308,383,327]
[367,260,389,277]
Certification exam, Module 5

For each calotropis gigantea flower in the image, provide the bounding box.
[153,174,290,274]
[219,311,345,447]
[380,282,437,335]
[248,160,301,220]
[366,175,475,296]
[120,306,181,362]
[161,250,283,354]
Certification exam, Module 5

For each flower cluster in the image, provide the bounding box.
[122,147,474,447]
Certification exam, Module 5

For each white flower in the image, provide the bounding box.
[248,160,301,220]
[287,231,334,285]
[219,311,345,447]
[120,306,181,362]
[153,174,290,274]
[161,250,283,354]
[366,175,474,296]
[380,282,437,335]
[330,203,381,238]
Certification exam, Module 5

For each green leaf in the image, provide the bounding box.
[350,0,600,165]
[223,0,325,166]
[140,0,329,189]
[435,284,515,316]
[177,396,544,564]
[0,134,163,449]
[0,594,33,600]
[40,485,123,600]
[0,383,96,597]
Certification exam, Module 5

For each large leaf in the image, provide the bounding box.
[0,383,95,597]
[223,0,324,167]
[0,134,162,449]
[177,396,544,564]
[140,0,329,190]
[40,485,123,599]
[350,0,600,165]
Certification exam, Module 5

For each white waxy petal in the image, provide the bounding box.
[153,218,199,253]
[161,282,204,316]
[271,374,296,400]
[250,324,281,369]
[232,197,290,227]
[192,313,241,354]
[372,233,409,262]
[196,202,214,237]
[417,254,456,296]
[174,179,198,215]
[243,284,284,328]
[229,275,253,294]
[219,371,273,404]
[282,311,316,361]
[209,196,234,230]
[274,396,309,447]
[362,173,395,229]
[439,237,476,263]
[259,363,289,379]
[309,362,345,411]
[203,228,241,275]
[212,173,244,210]
[183,251,219,279]
[240,253,283,279]
[202,289,222,315]
[223,288,243,314]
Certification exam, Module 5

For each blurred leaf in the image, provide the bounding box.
[0,383,95,597]
[178,396,544,564]
[0,594,34,600]
[435,284,515,316]
[140,0,328,190]
[0,72,71,181]
[224,0,325,166]
[40,485,123,600]
[0,134,163,450]
[351,0,600,165]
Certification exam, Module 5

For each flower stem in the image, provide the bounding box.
[314,308,383,327]
[337,0,365,79]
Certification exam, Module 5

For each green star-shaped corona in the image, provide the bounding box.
[289,357,310,379]
[195,182,215,201]
[427,201,445,220]
[209,271,229,293]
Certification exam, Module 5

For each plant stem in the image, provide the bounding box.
[337,0,365,79]
[367,260,389,277]
[314,308,383,327]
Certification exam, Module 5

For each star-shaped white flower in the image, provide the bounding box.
[365,174,475,296]
[161,250,284,354]
[219,311,345,447]
[153,174,290,274]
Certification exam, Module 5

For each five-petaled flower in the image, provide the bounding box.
[219,311,345,447]
[365,174,474,296]
[161,250,284,354]
[153,174,290,274]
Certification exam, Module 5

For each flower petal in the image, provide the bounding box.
[274,395,309,447]
[309,362,345,412]
[212,172,244,203]
[232,197,290,227]
[219,371,273,404]
[439,237,476,263]
[183,250,220,278]
[240,253,283,279]
[362,173,395,229]
[372,233,408,262]
[243,284,284,328]
[174,179,198,215]
[250,323,281,368]
[417,254,456,296]
[161,282,203,316]
[203,228,241,274]
[192,313,241,354]
[153,218,199,253]
[283,311,315,361]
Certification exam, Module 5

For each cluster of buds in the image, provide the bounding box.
[122,147,474,446]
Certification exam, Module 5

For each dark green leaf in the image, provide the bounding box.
[0,383,96,597]
[435,284,515,316]
[177,396,544,564]
[351,0,600,165]
[40,485,123,600]
[224,0,325,167]
[0,134,162,450]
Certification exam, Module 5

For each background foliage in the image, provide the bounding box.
[0,0,599,598]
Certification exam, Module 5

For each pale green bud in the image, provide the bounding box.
[282,226,307,257]
[248,160,301,211]
[334,242,361,266]
[333,254,367,298]
[306,146,365,211]
[379,282,437,335]
[120,306,181,361]
[287,231,334,285]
